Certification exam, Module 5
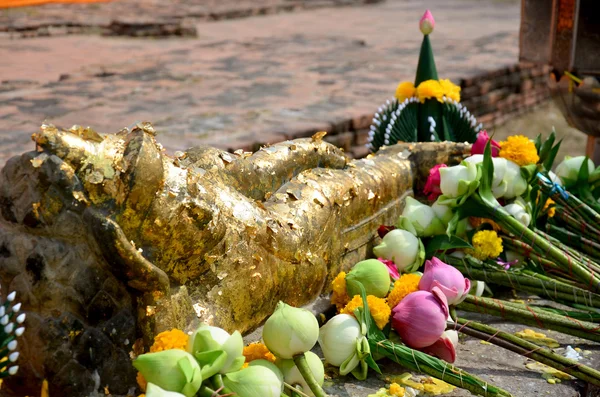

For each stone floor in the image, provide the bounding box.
[0,0,521,166]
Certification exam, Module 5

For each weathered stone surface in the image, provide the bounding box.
[0,124,469,395]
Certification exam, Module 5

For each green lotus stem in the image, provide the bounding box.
[210,374,235,395]
[538,306,600,323]
[474,195,600,292]
[539,178,600,228]
[284,382,310,397]
[369,339,512,397]
[546,224,600,261]
[553,210,600,245]
[443,255,600,307]
[293,353,327,397]
[453,318,600,386]
[460,295,600,342]
[535,229,600,274]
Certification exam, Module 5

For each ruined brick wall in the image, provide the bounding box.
[323,62,552,158]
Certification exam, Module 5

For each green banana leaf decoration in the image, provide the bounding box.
[367,10,483,152]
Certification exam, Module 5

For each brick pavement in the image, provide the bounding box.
[0,0,520,166]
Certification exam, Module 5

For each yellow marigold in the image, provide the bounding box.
[499,135,540,166]
[416,80,443,103]
[439,79,461,102]
[543,198,556,218]
[387,274,421,309]
[136,371,148,392]
[150,328,189,353]
[243,342,276,364]
[331,271,350,311]
[469,217,501,231]
[389,383,406,396]
[469,230,503,260]
[341,295,391,330]
[395,81,416,102]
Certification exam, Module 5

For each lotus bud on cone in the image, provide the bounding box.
[419,10,435,35]
[373,229,424,273]
[345,259,391,298]
[276,352,325,397]
[133,350,202,397]
[263,301,319,359]
[223,363,283,397]
[418,257,471,305]
[391,287,449,348]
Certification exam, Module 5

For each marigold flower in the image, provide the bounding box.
[469,230,503,260]
[341,295,391,330]
[543,198,556,218]
[331,271,350,311]
[469,217,501,231]
[387,274,421,309]
[499,135,539,166]
[389,382,406,396]
[149,329,189,353]
[395,81,416,102]
[439,79,461,102]
[416,80,444,103]
[243,342,276,364]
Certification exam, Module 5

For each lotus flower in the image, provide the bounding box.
[423,164,447,201]
[419,10,435,35]
[464,155,508,198]
[391,288,449,348]
[378,258,400,281]
[397,196,445,237]
[145,383,187,397]
[346,259,391,298]
[418,257,471,305]
[318,314,361,369]
[471,130,500,157]
[187,325,244,378]
[276,352,324,397]
[421,330,458,363]
[503,197,531,227]
[133,350,202,397]
[223,364,283,397]
[263,302,319,359]
[555,156,595,187]
[501,160,528,199]
[439,161,479,199]
[373,229,424,273]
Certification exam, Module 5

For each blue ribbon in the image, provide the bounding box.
[537,173,569,199]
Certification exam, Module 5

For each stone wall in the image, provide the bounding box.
[322,62,552,158]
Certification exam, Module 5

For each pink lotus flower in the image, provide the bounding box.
[378,258,400,281]
[423,164,447,201]
[419,257,471,305]
[391,287,449,348]
[471,130,500,157]
[421,330,457,363]
[419,10,435,35]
